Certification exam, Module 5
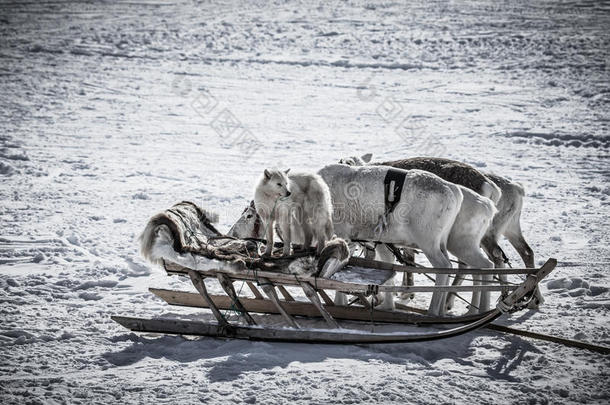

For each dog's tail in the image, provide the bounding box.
[139,217,159,263]
[138,214,175,265]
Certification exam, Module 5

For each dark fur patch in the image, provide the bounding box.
[144,201,327,273]
[157,201,221,253]
[379,157,492,194]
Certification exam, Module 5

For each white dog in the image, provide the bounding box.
[254,169,333,256]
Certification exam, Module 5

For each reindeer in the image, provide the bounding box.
[342,154,542,310]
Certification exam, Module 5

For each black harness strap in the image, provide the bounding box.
[383,168,407,215]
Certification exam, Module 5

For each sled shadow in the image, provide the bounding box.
[102,332,470,382]
[102,322,540,383]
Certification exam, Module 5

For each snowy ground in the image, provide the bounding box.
[1,0,609,403]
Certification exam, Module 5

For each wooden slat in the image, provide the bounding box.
[318,289,335,306]
[277,285,295,302]
[355,293,372,309]
[348,257,538,275]
[246,282,264,299]
[299,282,340,329]
[188,271,229,328]
[216,273,256,325]
[258,278,300,329]
[165,261,522,294]
[149,288,490,324]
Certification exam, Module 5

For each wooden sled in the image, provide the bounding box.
[112,201,557,344]
[113,256,557,344]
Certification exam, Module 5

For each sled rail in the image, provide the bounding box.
[113,259,557,344]
[347,257,538,275]
[111,311,502,344]
[149,288,493,324]
[163,261,521,294]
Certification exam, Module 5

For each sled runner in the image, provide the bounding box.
[112,201,557,344]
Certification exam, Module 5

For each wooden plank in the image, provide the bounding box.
[149,288,489,324]
[258,278,300,329]
[395,303,426,314]
[216,273,256,325]
[165,261,520,294]
[277,285,295,302]
[300,282,340,329]
[247,281,264,299]
[348,257,538,275]
[111,310,502,344]
[188,271,229,328]
[318,289,335,306]
[355,293,372,309]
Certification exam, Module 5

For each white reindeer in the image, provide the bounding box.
[338,157,499,314]
[343,154,542,310]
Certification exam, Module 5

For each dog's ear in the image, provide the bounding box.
[264,169,271,179]
[361,153,373,163]
[284,168,290,174]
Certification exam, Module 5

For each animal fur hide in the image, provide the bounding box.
[139,201,348,276]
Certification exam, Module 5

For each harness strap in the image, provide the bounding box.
[383,168,407,215]
[374,169,407,236]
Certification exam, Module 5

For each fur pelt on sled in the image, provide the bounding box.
[139,201,349,276]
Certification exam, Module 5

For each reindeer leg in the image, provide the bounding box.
[400,248,416,301]
[459,250,494,314]
[446,272,465,312]
[375,244,396,311]
[481,233,507,292]
[422,247,452,317]
[505,218,542,308]
[506,231,535,269]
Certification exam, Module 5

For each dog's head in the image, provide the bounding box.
[338,153,372,166]
[261,168,291,198]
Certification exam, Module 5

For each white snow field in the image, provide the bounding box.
[1,0,609,403]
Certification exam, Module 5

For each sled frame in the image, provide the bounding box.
[112,257,557,344]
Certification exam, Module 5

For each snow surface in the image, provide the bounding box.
[1,0,609,403]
